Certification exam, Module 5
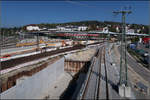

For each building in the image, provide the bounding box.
[116,26,120,33]
[78,26,88,31]
[127,29,135,33]
[97,27,104,31]
[56,25,88,31]
[48,28,58,31]
[142,37,150,44]
[103,27,109,33]
[57,26,66,31]
[26,24,40,31]
[137,29,141,33]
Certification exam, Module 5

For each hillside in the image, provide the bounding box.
[0,20,149,36]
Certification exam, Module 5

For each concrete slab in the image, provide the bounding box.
[119,85,125,97]
[125,86,131,97]
[119,85,131,98]
[105,45,122,99]
[99,64,107,99]
[43,72,73,99]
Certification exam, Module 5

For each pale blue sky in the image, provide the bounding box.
[1,1,150,27]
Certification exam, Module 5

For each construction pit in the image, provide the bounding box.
[64,48,96,73]
[0,56,62,93]
[59,48,97,99]
[0,46,98,99]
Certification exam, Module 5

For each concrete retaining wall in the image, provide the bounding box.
[65,60,89,72]
[0,57,64,99]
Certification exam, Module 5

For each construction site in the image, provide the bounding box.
[0,22,150,99]
[0,1,150,99]
[0,35,150,99]
[0,38,102,98]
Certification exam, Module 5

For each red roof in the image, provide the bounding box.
[142,37,150,43]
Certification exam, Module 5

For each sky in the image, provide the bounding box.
[1,0,150,28]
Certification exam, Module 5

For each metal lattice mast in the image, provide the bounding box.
[113,10,131,86]
[36,33,39,51]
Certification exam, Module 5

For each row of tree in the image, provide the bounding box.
[0,27,22,36]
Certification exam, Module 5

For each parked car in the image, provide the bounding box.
[145,43,149,48]
[144,55,149,64]
[129,43,136,50]
[135,49,148,57]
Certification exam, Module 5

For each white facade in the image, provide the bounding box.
[26,26,40,31]
[125,26,129,33]
[57,26,66,31]
[64,28,72,31]
[48,28,58,31]
[78,26,88,31]
[137,29,141,33]
[103,27,109,33]
[116,26,120,32]
[56,26,88,31]
[127,29,135,33]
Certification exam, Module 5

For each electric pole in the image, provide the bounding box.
[107,26,110,46]
[36,33,40,51]
[113,10,131,86]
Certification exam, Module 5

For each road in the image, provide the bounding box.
[137,43,150,66]
[118,46,150,83]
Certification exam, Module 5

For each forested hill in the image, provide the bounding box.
[36,20,121,28]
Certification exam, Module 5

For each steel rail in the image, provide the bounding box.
[95,47,103,99]
[80,57,96,99]
[103,46,109,99]
[79,46,104,99]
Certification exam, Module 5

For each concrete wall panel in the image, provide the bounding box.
[0,57,64,99]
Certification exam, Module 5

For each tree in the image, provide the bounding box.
[109,26,116,32]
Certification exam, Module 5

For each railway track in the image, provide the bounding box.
[103,47,109,99]
[1,42,104,70]
[78,46,103,99]
[96,46,103,99]
[78,45,109,99]
[1,45,85,70]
